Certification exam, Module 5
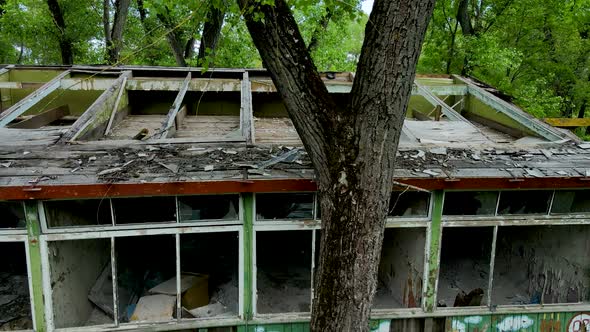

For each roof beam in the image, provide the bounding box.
[104,76,129,136]
[153,72,192,139]
[241,72,254,144]
[0,70,71,127]
[59,71,132,143]
[454,75,568,142]
[0,65,13,77]
[414,81,468,122]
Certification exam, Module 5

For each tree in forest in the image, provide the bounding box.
[46,0,74,64]
[238,0,435,330]
[103,0,131,64]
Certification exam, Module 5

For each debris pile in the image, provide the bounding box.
[0,272,32,330]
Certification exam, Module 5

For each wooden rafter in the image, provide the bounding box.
[153,72,192,139]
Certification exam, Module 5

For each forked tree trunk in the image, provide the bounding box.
[238,0,435,331]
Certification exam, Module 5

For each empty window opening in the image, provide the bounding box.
[179,232,239,319]
[44,199,111,228]
[551,190,590,214]
[256,193,314,220]
[497,191,552,215]
[0,202,25,229]
[389,192,430,218]
[374,228,425,309]
[116,235,176,323]
[437,227,493,308]
[178,195,239,222]
[49,239,113,328]
[112,197,176,225]
[253,93,301,145]
[0,242,32,330]
[492,225,590,306]
[443,191,499,216]
[256,231,312,314]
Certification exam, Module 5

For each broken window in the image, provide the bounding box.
[443,191,499,216]
[437,227,493,308]
[256,231,312,314]
[256,193,314,220]
[112,197,176,224]
[388,192,430,217]
[116,235,176,323]
[374,228,425,309]
[48,238,113,328]
[551,190,590,214]
[44,199,112,228]
[0,242,32,330]
[179,232,239,319]
[178,195,239,222]
[497,190,552,215]
[0,202,25,229]
[492,225,590,305]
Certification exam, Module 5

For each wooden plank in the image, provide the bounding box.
[0,65,13,77]
[454,75,568,142]
[241,72,254,144]
[154,72,191,139]
[0,70,70,127]
[544,117,590,128]
[59,71,132,142]
[412,109,431,121]
[8,105,70,129]
[465,112,525,138]
[104,76,128,136]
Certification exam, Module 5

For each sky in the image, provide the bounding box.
[361,0,374,14]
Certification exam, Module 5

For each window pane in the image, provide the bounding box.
[438,227,493,308]
[388,192,430,217]
[178,195,239,221]
[493,225,590,305]
[443,192,498,216]
[112,197,176,224]
[0,242,32,330]
[256,193,314,220]
[497,191,552,215]
[0,201,25,228]
[44,200,111,228]
[551,191,590,214]
[257,231,312,313]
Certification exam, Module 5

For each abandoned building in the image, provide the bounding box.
[0,64,589,332]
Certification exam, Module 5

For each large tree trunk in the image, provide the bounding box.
[197,6,225,64]
[238,0,434,331]
[46,0,74,65]
[105,0,130,64]
[157,9,187,67]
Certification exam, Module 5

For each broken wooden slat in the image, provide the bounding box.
[59,71,132,142]
[104,76,128,136]
[544,117,590,128]
[0,70,71,127]
[8,105,70,129]
[414,81,466,122]
[154,72,191,139]
[412,109,431,121]
[454,75,568,142]
[241,72,254,144]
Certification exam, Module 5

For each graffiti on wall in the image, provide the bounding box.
[568,313,590,332]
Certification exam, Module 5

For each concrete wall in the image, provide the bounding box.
[378,228,426,308]
[49,238,110,328]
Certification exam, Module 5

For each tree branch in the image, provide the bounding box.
[197,5,225,63]
[307,7,332,53]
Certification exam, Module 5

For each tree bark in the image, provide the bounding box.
[157,9,187,67]
[104,0,130,64]
[456,0,473,36]
[197,6,225,64]
[238,0,434,331]
[46,0,74,65]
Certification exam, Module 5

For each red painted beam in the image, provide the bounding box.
[0,177,588,200]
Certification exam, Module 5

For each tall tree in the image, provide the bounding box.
[46,0,73,64]
[238,0,435,330]
[103,0,131,64]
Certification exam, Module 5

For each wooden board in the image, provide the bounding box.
[544,118,590,128]
[107,114,166,140]
[175,115,240,139]
[254,117,303,145]
[8,105,70,129]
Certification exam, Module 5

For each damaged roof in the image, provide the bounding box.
[0,65,588,199]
